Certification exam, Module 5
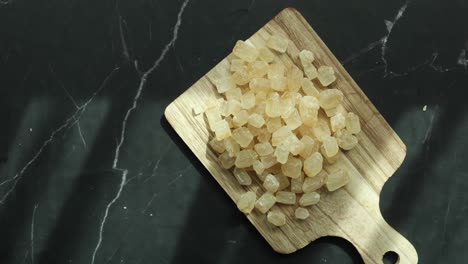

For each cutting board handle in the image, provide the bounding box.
[342,212,418,264]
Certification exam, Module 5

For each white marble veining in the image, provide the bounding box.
[341,37,385,65]
[342,0,467,77]
[141,164,192,214]
[0,67,119,204]
[30,203,38,264]
[423,106,437,144]
[442,194,453,243]
[381,0,410,77]
[89,0,190,263]
[49,65,88,148]
[0,1,466,263]
[89,168,128,264]
[142,144,173,183]
[119,16,131,61]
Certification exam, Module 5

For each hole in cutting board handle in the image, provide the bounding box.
[382,251,399,264]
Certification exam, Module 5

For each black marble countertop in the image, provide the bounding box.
[1,0,467,263]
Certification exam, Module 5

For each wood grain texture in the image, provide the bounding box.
[165,8,418,264]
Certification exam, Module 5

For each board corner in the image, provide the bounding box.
[164,102,176,123]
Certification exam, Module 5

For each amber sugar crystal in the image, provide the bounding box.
[202,36,361,226]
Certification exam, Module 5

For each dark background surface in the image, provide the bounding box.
[1,0,467,263]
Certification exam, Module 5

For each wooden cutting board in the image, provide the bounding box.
[165,8,418,264]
